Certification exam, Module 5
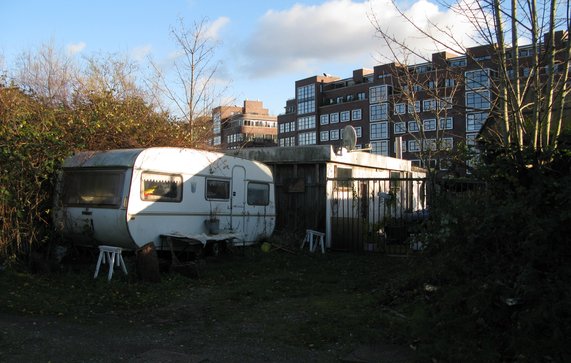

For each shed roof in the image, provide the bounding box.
[227,145,421,173]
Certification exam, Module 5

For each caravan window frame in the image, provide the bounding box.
[205,178,230,201]
[140,172,183,203]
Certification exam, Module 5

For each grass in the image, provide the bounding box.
[0,247,420,355]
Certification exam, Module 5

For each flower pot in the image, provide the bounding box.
[204,219,220,235]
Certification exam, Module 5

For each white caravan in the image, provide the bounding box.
[53,147,276,252]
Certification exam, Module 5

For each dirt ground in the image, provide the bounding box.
[0,251,417,363]
[0,305,414,363]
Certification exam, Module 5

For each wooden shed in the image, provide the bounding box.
[228,145,427,250]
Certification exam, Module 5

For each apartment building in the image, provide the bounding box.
[212,100,278,150]
[277,31,569,170]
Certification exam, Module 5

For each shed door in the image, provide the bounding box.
[231,166,246,231]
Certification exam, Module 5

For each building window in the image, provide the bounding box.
[355,126,362,138]
[357,92,366,101]
[466,112,488,132]
[408,121,420,133]
[439,96,453,110]
[330,129,340,140]
[297,115,316,130]
[423,118,437,131]
[297,84,315,115]
[370,122,389,140]
[320,114,329,125]
[422,138,437,151]
[213,113,221,134]
[330,112,339,123]
[297,100,315,114]
[370,103,389,121]
[279,136,296,147]
[408,140,421,152]
[227,133,244,144]
[441,137,454,150]
[466,90,491,110]
[466,133,478,147]
[412,84,423,92]
[408,101,421,114]
[519,48,532,57]
[369,85,391,103]
[284,122,294,133]
[439,117,453,130]
[279,124,284,133]
[281,136,296,147]
[465,69,491,90]
[371,140,389,156]
[320,131,329,142]
[298,132,317,145]
[352,109,362,120]
[444,78,455,88]
[449,57,467,67]
[394,122,406,134]
[394,103,406,115]
[423,99,437,111]
[428,80,437,89]
[415,64,432,73]
[213,136,221,145]
[340,111,350,122]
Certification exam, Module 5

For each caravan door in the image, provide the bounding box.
[231,166,246,236]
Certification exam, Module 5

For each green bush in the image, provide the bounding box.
[407,153,571,362]
[0,86,198,262]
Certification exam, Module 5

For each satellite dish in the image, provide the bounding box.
[342,125,357,151]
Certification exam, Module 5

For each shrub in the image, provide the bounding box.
[408,153,571,362]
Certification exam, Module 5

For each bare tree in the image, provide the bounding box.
[370,0,570,169]
[148,17,231,147]
[77,54,144,101]
[14,40,78,107]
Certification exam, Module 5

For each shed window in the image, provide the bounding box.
[334,166,353,189]
[206,179,230,200]
[141,172,182,202]
[247,182,270,206]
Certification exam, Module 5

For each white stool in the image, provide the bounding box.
[301,229,326,254]
[94,245,128,281]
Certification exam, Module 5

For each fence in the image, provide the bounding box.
[328,177,429,254]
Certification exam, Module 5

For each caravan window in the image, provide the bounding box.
[206,179,230,200]
[247,182,270,206]
[62,169,125,207]
[141,172,182,202]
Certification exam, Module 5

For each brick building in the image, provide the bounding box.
[277,31,569,170]
[212,100,277,150]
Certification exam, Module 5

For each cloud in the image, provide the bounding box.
[240,0,478,78]
[66,42,86,56]
[131,44,152,61]
[205,16,230,41]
